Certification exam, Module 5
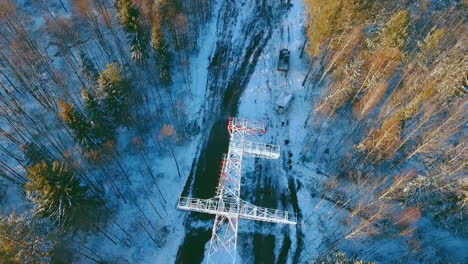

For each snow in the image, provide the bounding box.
[1,0,466,263]
[78,2,224,263]
[274,91,293,110]
[231,1,330,261]
[213,0,468,263]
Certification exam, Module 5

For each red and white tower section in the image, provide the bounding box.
[178,117,296,263]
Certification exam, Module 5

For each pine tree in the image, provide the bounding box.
[58,99,96,150]
[98,63,131,125]
[158,0,183,17]
[117,0,149,63]
[422,28,445,53]
[24,161,102,232]
[20,142,51,167]
[304,0,372,56]
[151,18,172,85]
[420,27,445,65]
[0,214,54,264]
[81,87,116,144]
[380,10,410,50]
[129,30,149,63]
[317,250,375,264]
[117,0,138,33]
[79,52,99,86]
[352,10,410,120]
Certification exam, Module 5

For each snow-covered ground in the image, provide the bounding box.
[1,0,466,263]
[183,0,468,263]
[172,0,340,262]
[80,2,224,263]
[233,0,332,262]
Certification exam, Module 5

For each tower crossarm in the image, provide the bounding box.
[228,117,267,135]
[239,201,296,224]
[242,141,280,159]
[177,197,296,225]
[177,197,240,217]
[177,117,293,264]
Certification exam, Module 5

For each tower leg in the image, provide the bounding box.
[207,215,239,264]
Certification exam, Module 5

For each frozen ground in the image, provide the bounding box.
[90,0,338,262]
[232,0,333,262]
[177,0,340,262]
[1,0,466,263]
[80,2,223,263]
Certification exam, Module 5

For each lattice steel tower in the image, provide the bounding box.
[178,117,296,263]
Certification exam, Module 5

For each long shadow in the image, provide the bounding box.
[175,120,229,264]
[176,0,280,261]
[253,234,276,264]
[175,228,213,264]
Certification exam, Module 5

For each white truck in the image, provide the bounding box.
[274,92,294,114]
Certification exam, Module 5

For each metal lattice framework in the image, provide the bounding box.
[178,117,296,263]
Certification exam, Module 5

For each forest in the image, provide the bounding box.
[0,0,466,263]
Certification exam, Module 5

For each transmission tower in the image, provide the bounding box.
[178,117,296,264]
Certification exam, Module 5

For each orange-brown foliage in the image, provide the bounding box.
[58,99,74,123]
[396,207,421,226]
[0,0,16,20]
[71,0,92,18]
[358,118,402,161]
[354,80,388,119]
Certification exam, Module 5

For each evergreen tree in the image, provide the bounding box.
[117,0,138,33]
[79,52,99,86]
[317,250,375,264]
[158,0,183,17]
[129,29,149,63]
[304,0,372,56]
[24,161,101,232]
[151,18,172,85]
[380,10,410,50]
[98,63,131,125]
[0,214,54,264]
[81,87,116,144]
[117,0,149,63]
[422,28,445,53]
[58,99,96,150]
[20,142,51,167]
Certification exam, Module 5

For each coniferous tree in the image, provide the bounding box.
[317,250,375,264]
[151,17,172,85]
[158,0,183,16]
[129,30,149,63]
[81,87,116,144]
[24,161,102,232]
[79,52,99,86]
[0,214,54,264]
[157,0,189,55]
[352,10,410,119]
[304,0,372,56]
[58,99,96,150]
[20,143,51,167]
[117,0,149,63]
[98,63,131,125]
[379,10,410,50]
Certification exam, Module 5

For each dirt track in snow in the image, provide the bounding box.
[175,1,297,263]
